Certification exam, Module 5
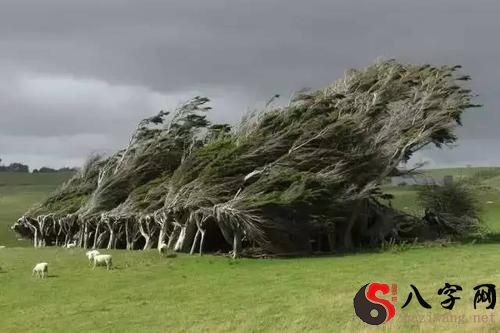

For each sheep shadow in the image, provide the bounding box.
[34,274,59,279]
[91,266,120,271]
[32,274,59,280]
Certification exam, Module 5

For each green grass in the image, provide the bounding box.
[2,168,500,332]
[383,184,500,233]
[0,171,73,187]
[1,245,500,332]
[420,166,500,181]
[0,172,73,246]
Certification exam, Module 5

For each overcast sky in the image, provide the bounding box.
[0,0,499,169]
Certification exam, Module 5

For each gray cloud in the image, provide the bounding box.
[0,0,499,168]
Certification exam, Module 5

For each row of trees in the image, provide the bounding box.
[11,60,481,257]
[32,167,78,173]
[0,160,29,172]
[0,158,76,173]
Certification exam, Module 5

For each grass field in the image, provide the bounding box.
[2,245,500,332]
[385,186,500,233]
[2,168,500,332]
[0,172,73,246]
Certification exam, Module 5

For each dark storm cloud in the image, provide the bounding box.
[0,0,499,167]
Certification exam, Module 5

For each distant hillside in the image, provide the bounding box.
[0,171,74,246]
[0,171,75,187]
[384,166,500,234]
[389,167,500,186]
[420,167,500,180]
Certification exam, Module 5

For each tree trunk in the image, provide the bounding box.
[93,223,100,249]
[343,200,363,250]
[167,225,180,249]
[140,219,152,250]
[32,227,38,248]
[114,225,124,249]
[83,221,89,249]
[78,225,84,248]
[106,219,116,250]
[199,230,206,256]
[193,216,207,256]
[37,217,45,247]
[157,220,168,251]
[107,230,115,250]
[56,220,64,247]
[24,219,37,248]
[125,218,133,250]
[96,230,108,248]
[143,236,153,250]
[190,229,201,255]
[232,228,242,259]
[174,226,186,252]
[139,217,155,250]
[64,232,70,247]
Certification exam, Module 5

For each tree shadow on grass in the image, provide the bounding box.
[466,232,500,245]
[248,248,386,260]
[239,233,500,261]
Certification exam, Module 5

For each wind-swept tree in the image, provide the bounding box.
[12,60,480,255]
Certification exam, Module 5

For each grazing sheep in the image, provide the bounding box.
[158,243,168,256]
[33,262,48,279]
[85,250,100,265]
[0,245,6,249]
[93,254,112,270]
[66,242,76,249]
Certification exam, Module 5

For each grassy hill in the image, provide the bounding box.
[420,166,500,180]
[384,166,500,233]
[0,172,73,246]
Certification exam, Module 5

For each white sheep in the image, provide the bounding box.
[33,262,48,279]
[158,243,168,256]
[93,254,113,270]
[66,241,77,249]
[85,250,100,265]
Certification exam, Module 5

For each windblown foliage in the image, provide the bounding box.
[418,182,484,238]
[12,60,480,256]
